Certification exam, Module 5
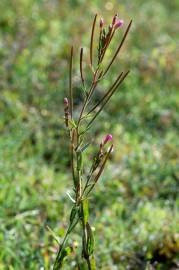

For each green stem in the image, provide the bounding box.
[53,230,69,270]
[86,257,92,270]
[53,204,79,269]
[70,129,76,188]
[81,205,92,270]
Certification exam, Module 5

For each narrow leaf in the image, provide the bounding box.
[77,151,83,171]
[86,71,130,130]
[86,222,95,255]
[80,47,85,87]
[66,191,76,203]
[53,246,72,270]
[68,206,79,233]
[46,225,60,244]
[82,199,89,225]
[69,205,78,222]
[87,71,123,115]
[80,142,90,153]
[85,144,113,196]
[68,119,77,128]
[93,144,113,183]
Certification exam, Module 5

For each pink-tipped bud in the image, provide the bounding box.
[112,14,118,26]
[64,97,69,106]
[114,19,124,29]
[100,18,104,28]
[103,134,113,145]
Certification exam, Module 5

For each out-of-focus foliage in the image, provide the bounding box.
[0,0,178,269]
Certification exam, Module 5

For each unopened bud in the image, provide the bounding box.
[100,134,113,150]
[103,134,113,144]
[64,97,69,106]
[112,14,118,25]
[100,18,104,28]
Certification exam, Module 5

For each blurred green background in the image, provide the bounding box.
[0,0,179,269]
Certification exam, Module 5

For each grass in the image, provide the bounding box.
[0,0,179,269]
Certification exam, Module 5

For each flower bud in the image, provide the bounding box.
[112,14,118,26]
[103,134,112,144]
[64,97,69,106]
[114,19,124,29]
[100,18,104,28]
[103,134,113,144]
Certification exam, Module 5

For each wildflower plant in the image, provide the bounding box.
[53,14,132,270]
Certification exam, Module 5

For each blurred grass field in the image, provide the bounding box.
[0,0,179,269]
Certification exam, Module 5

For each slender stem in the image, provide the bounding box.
[69,46,73,118]
[78,170,82,199]
[87,257,92,270]
[70,130,76,187]
[75,127,83,204]
[53,228,70,270]
[90,14,97,69]
[81,212,92,270]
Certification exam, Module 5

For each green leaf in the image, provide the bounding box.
[91,255,96,270]
[80,142,90,153]
[68,119,77,128]
[70,205,77,222]
[54,246,72,269]
[86,222,95,255]
[68,206,79,233]
[82,199,89,225]
[77,151,83,171]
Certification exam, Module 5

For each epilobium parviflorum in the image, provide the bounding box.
[52,14,132,270]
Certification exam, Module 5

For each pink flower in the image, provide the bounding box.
[114,19,124,29]
[100,18,104,28]
[103,134,113,145]
[64,97,69,106]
